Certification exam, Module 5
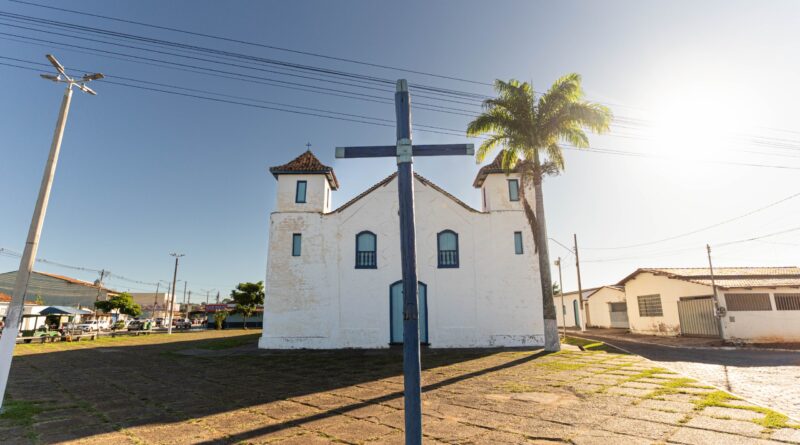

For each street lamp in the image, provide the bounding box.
[167,253,184,334]
[0,54,102,411]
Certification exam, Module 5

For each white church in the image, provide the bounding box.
[258,150,544,349]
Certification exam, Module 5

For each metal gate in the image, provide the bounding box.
[677,297,720,338]
[608,302,629,328]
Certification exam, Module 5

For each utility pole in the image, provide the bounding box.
[93,269,107,330]
[182,281,187,320]
[706,244,726,340]
[555,257,565,340]
[167,253,184,334]
[574,234,586,332]
[152,282,160,319]
[0,54,103,411]
[216,291,220,304]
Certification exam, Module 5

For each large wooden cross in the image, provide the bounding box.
[336,80,473,445]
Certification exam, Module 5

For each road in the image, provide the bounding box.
[577,332,800,421]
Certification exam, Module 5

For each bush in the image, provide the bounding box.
[214,311,228,330]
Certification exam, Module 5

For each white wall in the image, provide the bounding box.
[623,272,800,342]
[720,287,800,343]
[586,287,627,328]
[260,171,544,349]
[623,272,711,336]
[554,292,583,328]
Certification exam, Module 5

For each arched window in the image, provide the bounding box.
[437,230,459,268]
[355,231,377,268]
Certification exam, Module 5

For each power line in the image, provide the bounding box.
[4,59,800,170]
[8,0,494,87]
[581,190,800,250]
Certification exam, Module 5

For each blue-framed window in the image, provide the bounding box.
[292,233,302,256]
[295,180,307,203]
[508,179,520,201]
[514,231,524,254]
[355,231,377,269]
[437,230,459,268]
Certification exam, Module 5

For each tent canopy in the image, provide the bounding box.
[38,306,93,316]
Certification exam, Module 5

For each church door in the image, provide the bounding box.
[390,281,428,344]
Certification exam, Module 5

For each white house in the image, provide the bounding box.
[259,150,544,349]
[619,267,800,342]
[554,285,627,329]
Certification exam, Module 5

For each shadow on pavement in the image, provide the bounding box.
[3,331,549,443]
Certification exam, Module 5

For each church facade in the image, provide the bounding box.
[258,151,544,349]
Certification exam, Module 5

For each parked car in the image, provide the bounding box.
[127,319,153,332]
[172,318,192,330]
[76,321,100,332]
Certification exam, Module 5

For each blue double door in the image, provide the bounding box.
[389,281,428,344]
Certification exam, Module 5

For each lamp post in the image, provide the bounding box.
[167,254,184,334]
[0,54,103,411]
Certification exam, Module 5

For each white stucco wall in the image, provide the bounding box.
[623,272,800,342]
[554,292,583,328]
[260,171,544,349]
[720,287,800,343]
[585,287,627,328]
[623,273,711,336]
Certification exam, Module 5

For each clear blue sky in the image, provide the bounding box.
[1,0,799,301]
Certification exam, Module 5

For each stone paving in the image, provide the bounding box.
[573,329,800,421]
[1,330,799,444]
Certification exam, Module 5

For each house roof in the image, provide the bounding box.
[269,150,339,190]
[34,271,118,294]
[334,172,481,214]
[560,286,603,301]
[0,291,38,305]
[472,150,522,188]
[584,285,625,299]
[617,267,800,289]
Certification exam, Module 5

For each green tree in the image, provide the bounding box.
[467,75,612,352]
[94,292,143,317]
[230,281,265,329]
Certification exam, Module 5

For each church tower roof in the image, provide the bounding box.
[269,150,339,190]
[472,150,521,188]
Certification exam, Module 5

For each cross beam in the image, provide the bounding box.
[335,144,474,159]
[335,79,473,445]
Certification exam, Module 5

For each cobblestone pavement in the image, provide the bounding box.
[2,330,800,444]
[575,330,800,421]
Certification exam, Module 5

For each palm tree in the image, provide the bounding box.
[467,74,612,352]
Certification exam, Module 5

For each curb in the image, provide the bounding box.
[568,331,800,353]
[567,333,800,423]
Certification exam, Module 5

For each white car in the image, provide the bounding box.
[77,320,109,332]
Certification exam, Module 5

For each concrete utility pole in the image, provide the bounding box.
[167,253,184,334]
[573,234,586,332]
[152,282,160,319]
[182,281,187,320]
[706,244,726,340]
[336,79,473,445]
[93,269,107,330]
[555,257,566,340]
[0,55,102,411]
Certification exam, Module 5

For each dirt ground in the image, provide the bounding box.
[1,330,799,444]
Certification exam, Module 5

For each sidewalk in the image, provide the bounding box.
[567,327,726,348]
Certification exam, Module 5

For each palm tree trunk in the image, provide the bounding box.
[532,151,560,352]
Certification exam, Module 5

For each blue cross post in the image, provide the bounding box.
[336,79,473,444]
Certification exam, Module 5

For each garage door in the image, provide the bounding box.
[608,302,629,328]
[677,296,720,338]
